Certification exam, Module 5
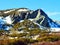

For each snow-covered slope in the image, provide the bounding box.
[0,8,60,30]
[50,28,60,32]
[0,17,11,30]
[27,9,60,28]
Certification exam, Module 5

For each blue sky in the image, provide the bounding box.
[0,0,60,21]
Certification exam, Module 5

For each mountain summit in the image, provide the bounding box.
[0,8,60,30]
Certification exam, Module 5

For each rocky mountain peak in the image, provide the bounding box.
[0,8,60,30]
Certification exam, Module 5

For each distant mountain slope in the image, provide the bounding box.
[0,8,60,30]
[54,20,60,25]
[29,9,60,28]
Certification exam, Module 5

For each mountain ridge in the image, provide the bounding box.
[0,8,60,30]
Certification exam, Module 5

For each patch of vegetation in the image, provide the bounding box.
[0,20,60,45]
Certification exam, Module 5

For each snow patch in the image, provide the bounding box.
[3,16,13,24]
[18,9,28,12]
[51,28,60,32]
[4,9,15,13]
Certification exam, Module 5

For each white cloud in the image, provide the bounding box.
[46,12,60,16]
